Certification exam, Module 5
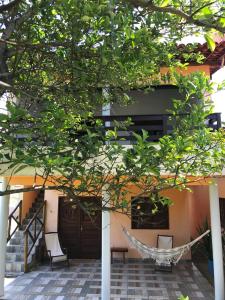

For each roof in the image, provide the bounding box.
[179,41,225,75]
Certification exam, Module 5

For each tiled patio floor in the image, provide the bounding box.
[2,260,214,300]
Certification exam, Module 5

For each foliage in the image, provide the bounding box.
[0,1,225,214]
[127,0,225,43]
[0,72,225,214]
[0,0,225,102]
[196,218,213,260]
[178,296,189,300]
[0,0,202,105]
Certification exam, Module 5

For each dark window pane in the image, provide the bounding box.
[131,197,169,229]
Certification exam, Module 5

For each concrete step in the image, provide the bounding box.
[8,227,43,244]
[6,261,24,273]
[30,203,43,211]
[9,237,34,246]
[22,216,43,226]
[6,252,24,262]
[7,245,24,253]
[21,224,43,233]
[6,191,45,274]
[5,271,24,277]
[34,197,44,204]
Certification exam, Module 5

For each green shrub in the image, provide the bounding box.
[178,296,189,300]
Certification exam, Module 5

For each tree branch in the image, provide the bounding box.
[0,0,22,13]
[126,0,225,34]
[0,185,67,196]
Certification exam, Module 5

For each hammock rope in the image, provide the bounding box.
[122,226,210,265]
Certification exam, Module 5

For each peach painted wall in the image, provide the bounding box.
[45,187,192,259]
[188,179,225,237]
[111,188,192,259]
[22,186,38,220]
[45,190,64,232]
[188,186,210,237]
[218,178,225,198]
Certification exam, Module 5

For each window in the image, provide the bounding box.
[220,198,225,229]
[131,197,169,229]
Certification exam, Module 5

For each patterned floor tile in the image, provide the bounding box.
[2,260,214,300]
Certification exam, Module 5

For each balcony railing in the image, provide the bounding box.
[12,112,222,144]
[97,113,221,142]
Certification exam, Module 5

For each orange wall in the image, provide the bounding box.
[188,179,225,237]
[218,178,225,198]
[10,176,225,259]
[188,186,210,237]
[45,187,192,259]
[111,188,191,259]
[160,65,211,77]
[22,187,38,220]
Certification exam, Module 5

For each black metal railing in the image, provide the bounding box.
[7,200,22,242]
[13,112,222,144]
[24,200,46,272]
[97,113,221,142]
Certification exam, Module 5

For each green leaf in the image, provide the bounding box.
[204,33,216,52]
[159,0,170,7]
[81,15,91,22]
[196,6,213,18]
[51,9,58,15]
[178,296,189,300]
[218,17,225,27]
[0,113,7,121]
[200,7,213,16]
[142,129,149,141]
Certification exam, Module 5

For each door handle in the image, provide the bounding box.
[80,225,83,232]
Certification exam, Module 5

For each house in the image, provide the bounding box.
[0,41,225,300]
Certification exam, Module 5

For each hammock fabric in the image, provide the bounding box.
[122,227,210,265]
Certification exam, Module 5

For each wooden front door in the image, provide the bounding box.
[58,196,102,259]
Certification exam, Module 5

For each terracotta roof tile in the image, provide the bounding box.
[178,41,225,75]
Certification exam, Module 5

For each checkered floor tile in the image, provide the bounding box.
[2,260,214,300]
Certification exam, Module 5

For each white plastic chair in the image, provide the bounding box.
[156,234,173,272]
[45,232,69,270]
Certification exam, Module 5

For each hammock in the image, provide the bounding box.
[122,227,210,265]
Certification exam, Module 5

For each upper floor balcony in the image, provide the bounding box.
[97,113,222,143]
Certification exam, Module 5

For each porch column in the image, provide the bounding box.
[101,186,111,300]
[0,177,10,297]
[209,179,224,300]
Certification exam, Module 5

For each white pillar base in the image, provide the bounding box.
[209,179,224,300]
[0,178,10,297]
[101,187,111,300]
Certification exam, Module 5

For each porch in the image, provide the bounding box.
[4,259,213,300]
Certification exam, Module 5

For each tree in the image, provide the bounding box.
[0,0,225,215]
[1,72,225,215]
[126,0,225,36]
[0,0,224,99]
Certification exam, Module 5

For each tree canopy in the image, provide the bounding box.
[0,0,225,214]
[0,0,224,103]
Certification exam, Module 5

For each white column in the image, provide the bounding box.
[209,179,224,300]
[0,177,10,297]
[101,186,111,300]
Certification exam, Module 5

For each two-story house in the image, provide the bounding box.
[1,41,225,299]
